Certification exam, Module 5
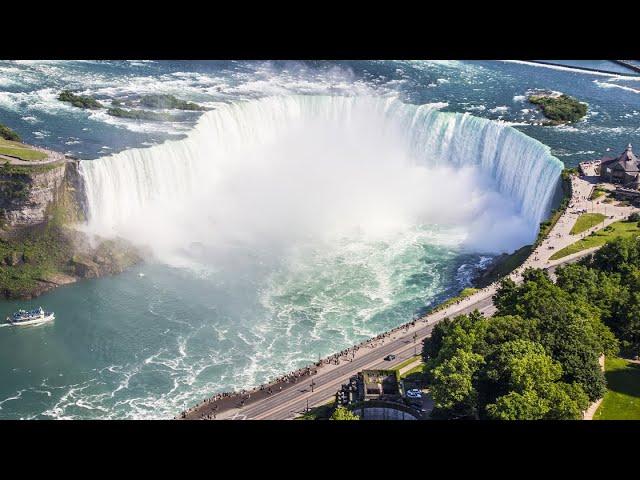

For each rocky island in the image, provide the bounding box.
[57,90,206,122]
[528,91,588,125]
[0,123,142,299]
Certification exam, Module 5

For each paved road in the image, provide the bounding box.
[184,172,638,420]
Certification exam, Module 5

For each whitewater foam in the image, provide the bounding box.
[79,95,562,263]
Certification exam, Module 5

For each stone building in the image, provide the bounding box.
[599,144,640,187]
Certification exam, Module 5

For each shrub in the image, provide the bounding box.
[0,124,21,142]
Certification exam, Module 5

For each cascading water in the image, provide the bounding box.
[79,95,563,262]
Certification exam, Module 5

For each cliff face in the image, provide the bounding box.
[0,160,85,229]
[0,158,142,300]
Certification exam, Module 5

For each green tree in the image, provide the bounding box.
[492,267,609,401]
[545,382,589,420]
[430,348,484,418]
[587,236,640,274]
[330,406,359,420]
[483,340,589,420]
[422,317,452,361]
[493,277,520,314]
[483,315,540,355]
[486,390,549,420]
[614,290,640,357]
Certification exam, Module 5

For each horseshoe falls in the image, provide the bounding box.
[79,96,563,263]
[3,95,564,419]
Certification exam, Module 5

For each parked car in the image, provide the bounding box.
[406,389,422,399]
[384,354,396,361]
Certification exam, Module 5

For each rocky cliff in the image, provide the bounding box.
[0,160,85,228]
[0,156,142,299]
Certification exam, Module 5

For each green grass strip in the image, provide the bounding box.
[570,213,606,235]
[594,357,640,420]
[550,220,640,260]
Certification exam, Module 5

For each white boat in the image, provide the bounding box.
[5,307,55,326]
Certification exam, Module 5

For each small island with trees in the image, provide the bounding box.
[56,91,206,122]
[528,91,588,125]
[58,90,103,110]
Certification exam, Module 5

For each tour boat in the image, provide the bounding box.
[5,307,55,326]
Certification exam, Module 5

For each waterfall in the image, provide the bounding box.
[79,95,563,255]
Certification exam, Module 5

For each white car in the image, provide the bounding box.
[406,389,422,399]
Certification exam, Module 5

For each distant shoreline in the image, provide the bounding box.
[505,60,640,78]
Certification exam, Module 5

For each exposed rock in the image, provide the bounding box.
[71,254,100,278]
[0,160,84,229]
[0,149,143,299]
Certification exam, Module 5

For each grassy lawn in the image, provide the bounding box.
[593,357,640,420]
[590,187,607,201]
[550,220,640,260]
[570,213,606,235]
[0,138,47,161]
[392,355,422,373]
[429,287,479,314]
[401,363,425,379]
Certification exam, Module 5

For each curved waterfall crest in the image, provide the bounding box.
[79,95,563,240]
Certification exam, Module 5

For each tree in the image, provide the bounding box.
[545,382,589,420]
[430,348,484,418]
[494,340,562,391]
[587,236,640,274]
[489,267,611,401]
[628,212,640,222]
[422,317,452,361]
[483,315,540,355]
[483,340,589,420]
[486,390,549,420]
[613,290,640,357]
[330,406,359,420]
[493,277,519,315]
[480,340,559,410]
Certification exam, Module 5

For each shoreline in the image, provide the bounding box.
[504,60,640,78]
